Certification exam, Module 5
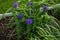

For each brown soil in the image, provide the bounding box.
[0,17,17,40]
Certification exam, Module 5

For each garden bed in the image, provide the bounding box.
[0,0,60,40]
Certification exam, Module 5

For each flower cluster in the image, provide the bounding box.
[26,19,33,24]
[13,2,18,8]
[18,14,33,25]
[42,5,47,9]
[29,2,33,6]
[13,2,47,25]
[42,5,47,12]
[18,14,23,19]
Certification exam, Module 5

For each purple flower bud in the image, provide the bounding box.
[13,2,18,8]
[26,19,33,24]
[42,5,47,9]
[29,2,33,6]
[18,14,23,19]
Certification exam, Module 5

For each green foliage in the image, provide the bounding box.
[55,7,60,17]
[0,0,60,40]
[0,0,17,13]
[10,0,60,40]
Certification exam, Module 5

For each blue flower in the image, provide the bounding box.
[42,5,47,12]
[29,2,33,6]
[18,14,23,19]
[13,2,18,8]
[42,5,47,9]
[26,19,33,24]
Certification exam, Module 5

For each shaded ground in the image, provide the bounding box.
[0,17,17,40]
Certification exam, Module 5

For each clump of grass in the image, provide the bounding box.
[7,0,60,40]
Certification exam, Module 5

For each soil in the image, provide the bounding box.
[0,17,17,40]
